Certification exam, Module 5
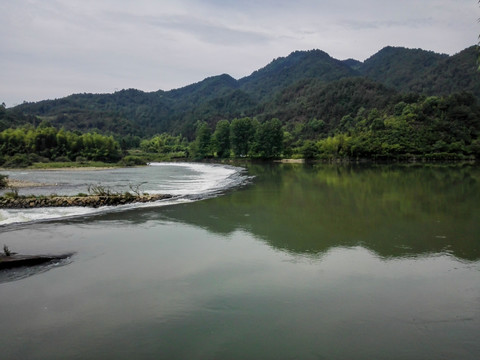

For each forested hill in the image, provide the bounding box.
[238,49,357,101]
[358,46,449,90]
[4,45,480,141]
[359,46,480,96]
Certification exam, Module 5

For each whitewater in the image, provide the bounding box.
[0,163,248,226]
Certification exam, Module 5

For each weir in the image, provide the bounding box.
[0,193,172,209]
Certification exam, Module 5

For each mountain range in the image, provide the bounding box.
[6,45,480,139]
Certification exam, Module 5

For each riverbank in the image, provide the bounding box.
[0,193,173,209]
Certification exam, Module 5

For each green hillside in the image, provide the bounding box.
[2,45,480,163]
[408,46,480,96]
[239,49,358,101]
[358,46,480,97]
[358,46,448,90]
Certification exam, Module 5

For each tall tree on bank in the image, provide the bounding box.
[192,121,212,159]
[213,120,231,158]
[231,117,256,157]
[254,118,284,158]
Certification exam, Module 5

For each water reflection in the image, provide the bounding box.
[0,257,73,284]
[157,163,480,261]
[10,163,478,262]
[1,164,479,359]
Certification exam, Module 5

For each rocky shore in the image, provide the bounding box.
[0,193,173,209]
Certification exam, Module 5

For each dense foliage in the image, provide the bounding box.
[312,93,480,160]
[0,122,121,167]
[2,45,480,163]
[0,173,7,189]
[238,49,357,102]
[359,46,448,90]
[10,46,479,139]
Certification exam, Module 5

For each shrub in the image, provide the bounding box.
[123,191,134,200]
[120,155,146,167]
[128,182,147,196]
[87,184,119,196]
[4,188,19,198]
[3,245,11,256]
[0,174,8,189]
[28,153,50,163]
[54,156,71,162]
[2,154,32,168]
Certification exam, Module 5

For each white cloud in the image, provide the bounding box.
[0,0,478,106]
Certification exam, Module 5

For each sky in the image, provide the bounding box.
[0,0,478,107]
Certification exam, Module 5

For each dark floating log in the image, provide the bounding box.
[0,194,173,209]
[0,253,74,270]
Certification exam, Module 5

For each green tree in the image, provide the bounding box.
[65,131,83,160]
[307,118,325,135]
[192,122,212,159]
[253,118,284,158]
[231,117,255,157]
[301,140,318,159]
[140,133,187,157]
[80,132,121,161]
[213,120,231,158]
[0,173,8,189]
[33,125,58,158]
[0,103,6,120]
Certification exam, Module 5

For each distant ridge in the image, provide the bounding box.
[341,59,363,71]
[358,46,448,90]
[238,49,358,101]
[9,45,480,138]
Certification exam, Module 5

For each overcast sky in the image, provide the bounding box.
[1,0,478,107]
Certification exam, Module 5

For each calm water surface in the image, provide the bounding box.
[0,163,479,359]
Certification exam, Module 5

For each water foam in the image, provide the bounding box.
[147,162,240,196]
[0,163,247,226]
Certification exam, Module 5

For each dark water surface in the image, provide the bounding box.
[1,163,479,359]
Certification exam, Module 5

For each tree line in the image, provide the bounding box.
[1,91,480,166]
[306,93,480,160]
[140,117,284,160]
[0,122,121,167]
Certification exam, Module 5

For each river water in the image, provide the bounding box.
[0,162,479,359]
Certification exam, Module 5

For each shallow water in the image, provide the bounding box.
[0,162,247,225]
[1,162,479,359]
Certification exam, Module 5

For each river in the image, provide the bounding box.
[1,162,479,359]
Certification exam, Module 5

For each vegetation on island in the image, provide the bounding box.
[0,174,8,188]
[0,181,171,209]
[2,245,11,256]
[1,45,480,164]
